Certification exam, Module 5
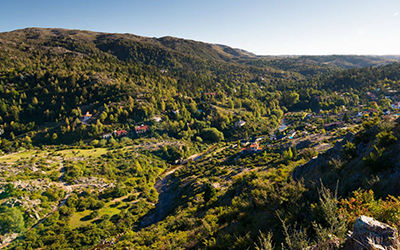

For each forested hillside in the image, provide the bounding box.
[1,28,400,249]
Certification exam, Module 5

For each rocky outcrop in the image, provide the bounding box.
[344,215,400,250]
[292,132,354,181]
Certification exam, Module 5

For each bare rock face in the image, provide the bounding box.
[345,215,400,250]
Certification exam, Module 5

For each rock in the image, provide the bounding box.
[292,132,354,181]
[344,215,400,250]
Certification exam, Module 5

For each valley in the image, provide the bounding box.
[1,28,400,249]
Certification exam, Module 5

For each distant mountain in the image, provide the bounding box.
[379,55,400,60]
[298,55,398,69]
[0,28,257,65]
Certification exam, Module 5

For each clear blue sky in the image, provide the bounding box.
[2,0,400,55]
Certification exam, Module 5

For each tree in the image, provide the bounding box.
[0,206,25,234]
[284,148,293,160]
[201,128,224,142]
[52,132,58,142]
[343,112,350,123]
[32,97,38,105]
[204,183,216,202]
[292,145,298,159]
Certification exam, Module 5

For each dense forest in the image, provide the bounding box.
[1,28,400,249]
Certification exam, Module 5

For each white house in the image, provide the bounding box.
[391,102,400,109]
[152,116,162,122]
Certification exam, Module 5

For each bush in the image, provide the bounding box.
[300,148,318,160]
[341,141,356,159]
[201,128,224,142]
[89,210,99,219]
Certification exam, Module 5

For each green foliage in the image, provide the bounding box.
[201,127,224,142]
[291,145,298,159]
[203,183,217,203]
[0,183,21,199]
[341,141,356,159]
[300,148,318,161]
[0,206,25,234]
[280,221,310,250]
[283,147,293,160]
[362,145,393,172]
[254,231,274,250]
[376,130,397,146]
[2,28,400,250]
[312,183,346,243]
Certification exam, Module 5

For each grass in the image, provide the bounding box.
[0,150,37,163]
[70,210,92,228]
[0,148,112,164]
[69,199,127,228]
[56,148,110,158]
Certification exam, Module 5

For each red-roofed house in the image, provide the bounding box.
[241,142,262,154]
[114,130,128,137]
[135,125,149,134]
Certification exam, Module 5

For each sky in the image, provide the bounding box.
[1,0,400,55]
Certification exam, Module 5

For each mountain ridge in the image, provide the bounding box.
[2,27,399,70]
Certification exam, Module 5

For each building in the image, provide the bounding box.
[323,121,345,130]
[288,130,296,139]
[102,133,112,139]
[172,110,180,115]
[391,102,400,109]
[241,142,262,154]
[240,140,249,146]
[82,111,92,122]
[135,125,149,134]
[152,116,162,122]
[235,120,246,128]
[114,130,128,137]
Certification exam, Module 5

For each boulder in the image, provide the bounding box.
[344,215,400,250]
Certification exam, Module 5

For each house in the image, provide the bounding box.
[248,137,262,145]
[391,102,400,109]
[102,133,112,139]
[235,120,246,128]
[135,125,149,134]
[305,114,314,119]
[288,130,296,139]
[174,157,188,165]
[205,91,218,98]
[241,142,262,154]
[152,116,162,122]
[172,110,180,115]
[82,111,92,122]
[114,130,128,137]
[323,121,345,130]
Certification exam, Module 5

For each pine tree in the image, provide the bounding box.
[292,145,298,159]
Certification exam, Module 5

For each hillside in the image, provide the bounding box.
[1,28,400,249]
